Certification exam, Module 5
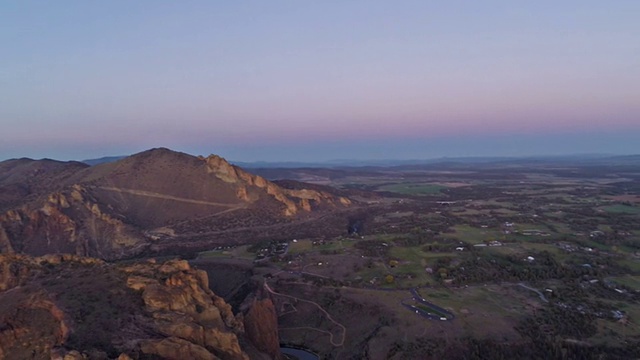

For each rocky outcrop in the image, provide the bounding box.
[0,253,34,291]
[0,186,144,260]
[123,259,250,360]
[0,255,273,360]
[0,295,70,359]
[140,337,219,360]
[243,297,282,360]
[0,253,104,291]
[0,158,89,213]
[0,256,70,360]
[202,154,351,216]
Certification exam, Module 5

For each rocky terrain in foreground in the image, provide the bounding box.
[0,254,281,360]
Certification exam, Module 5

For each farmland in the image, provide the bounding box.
[196,159,640,359]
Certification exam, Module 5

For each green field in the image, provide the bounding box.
[288,239,354,254]
[198,250,232,258]
[355,265,390,284]
[546,222,574,234]
[415,304,449,318]
[288,239,313,253]
[593,301,640,344]
[197,245,254,260]
[515,242,569,260]
[602,204,640,214]
[442,224,505,244]
[377,183,447,195]
[418,285,535,330]
[608,275,640,290]
[390,246,455,263]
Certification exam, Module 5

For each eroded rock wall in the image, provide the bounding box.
[0,255,273,360]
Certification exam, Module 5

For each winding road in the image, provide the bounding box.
[516,283,549,303]
[401,288,455,321]
[264,282,347,347]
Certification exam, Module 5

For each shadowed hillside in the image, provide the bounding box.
[0,148,353,260]
[0,158,88,212]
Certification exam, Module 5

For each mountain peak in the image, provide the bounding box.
[200,154,248,184]
[0,147,353,259]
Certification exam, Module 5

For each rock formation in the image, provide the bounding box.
[202,153,351,216]
[0,185,143,259]
[0,254,276,359]
[0,148,353,260]
[243,297,282,360]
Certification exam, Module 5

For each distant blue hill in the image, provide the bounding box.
[81,152,640,168]
[82,156,126,166]
[235,154,640,168]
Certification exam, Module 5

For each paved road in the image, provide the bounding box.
[264,282,346,347]
[402,288,455,321]
[517,283,549,303]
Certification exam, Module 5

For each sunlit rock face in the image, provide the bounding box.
[0,255,276,359]
[243,296,282,360]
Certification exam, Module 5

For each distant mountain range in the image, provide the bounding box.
[82,153,640,169]
[81,155,126,166]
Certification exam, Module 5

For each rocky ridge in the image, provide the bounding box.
[0,254,278,360]
[0,185,142,259]
[202,154,351,215]
[0,148,353,260]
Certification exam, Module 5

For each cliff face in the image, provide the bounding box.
[0,254,276,360]
[124,259,249,360]
[202,154,351,216]
[0,291,70,360]
[243,297,282,360]
[0,186,143,260]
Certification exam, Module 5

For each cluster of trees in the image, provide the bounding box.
[433,251,613,285]
[554,280,640,303]
[391,232,435,247]
[421,240,464,253]
[354,240,390,257]
[516,306,597,339]
[384,331,640,359]
[300,273,346,288]
[589,232,640,250]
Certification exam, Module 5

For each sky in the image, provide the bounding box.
[1,1,639,162]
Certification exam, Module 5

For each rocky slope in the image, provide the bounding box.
[0,186,143,258]
[0,148,352,260]
[241,294,282,360]
[0,158,88,212]
[0,254,279,359]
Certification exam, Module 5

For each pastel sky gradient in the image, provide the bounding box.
[1,1,639,161]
